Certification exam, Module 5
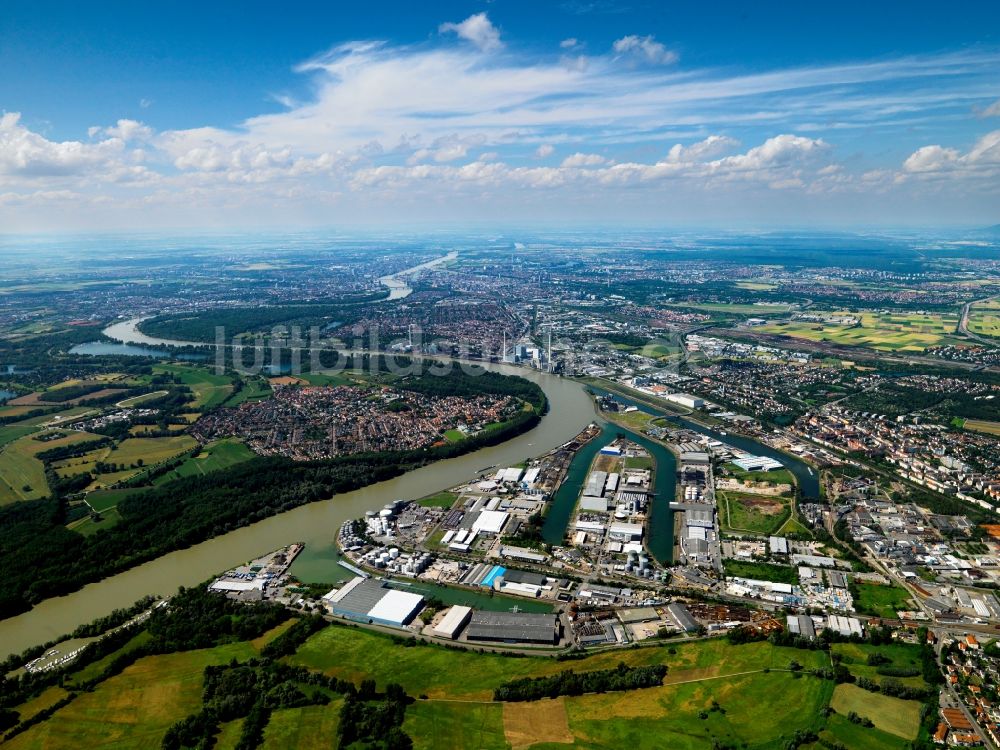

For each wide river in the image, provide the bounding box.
[0,338,597,658]
[5,299,816,658]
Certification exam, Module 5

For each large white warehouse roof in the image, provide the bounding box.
[365,589,424,626]
[473,510,509,535]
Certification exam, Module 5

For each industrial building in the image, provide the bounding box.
[608,521,643,541]
[617,607,659,624]
[472,510,510,536]
[584,471,608,497]
[433,605,472,639]
[499,545,547,564]
[769,536,790,555]
[465,610,561,644]
[791,553,837,569]
[827,571,848,589]
[826,615,864,637]
[679,451,711,466]
[495,467,524,483]
[666,602,700,633]
[786,614,817,639]
[666,393,705,409]
[686,506,714,529]
[733,455,784,472]
[323,577,424,627]
[579,495,609,512]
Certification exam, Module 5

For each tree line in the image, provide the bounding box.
[0,371,545,619]
[493,662,668,702]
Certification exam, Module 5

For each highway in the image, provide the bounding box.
[959,293,999,347]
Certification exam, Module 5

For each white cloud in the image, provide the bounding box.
[158,41,999,175]
[981,98,1000,117]
[560,38,580,49]
[431,143,469,162]
[347,133,835,194]
[901,129,1000,178]
[439,13,502,52]
[407,142,469,164]
[666,135,739,162]
[902,145,961,173]
[709,134,828,173]
[98,119,153,142]
[561,152,606,167]
[0,112,130,178]
[173,143,292,172]
[612,35,677,65]
[2,21,999,228]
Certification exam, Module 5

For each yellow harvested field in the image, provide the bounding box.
[104,435,197,465]
[963,419,1000,436]
[269,375,308,386]
[503,697,573,749]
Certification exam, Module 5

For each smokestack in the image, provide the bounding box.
[547,326,552,373]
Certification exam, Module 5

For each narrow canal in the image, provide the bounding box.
[588,386,821,499]
[541,419,677,565]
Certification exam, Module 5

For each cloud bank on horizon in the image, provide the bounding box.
[1,10,999,230]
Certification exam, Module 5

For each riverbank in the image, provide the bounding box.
[584,381,821,499]
[0,365,596,660]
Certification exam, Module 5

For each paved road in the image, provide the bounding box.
[959,294,999,347]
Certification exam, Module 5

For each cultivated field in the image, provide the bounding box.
[152,438,255,485]
[960,418,1000,436]
[830,683,921,739]
[968,298,1000,338]
[416,490,458,508]
[289,624,830,700]
[4,643,256,750]
[84,487,148,512]
[0,429,102,504]
[223,377,272,407]
[672,301,795,315]
[404,701,507,750]
[53,435,198,490]
[260,702,344,750]
[153,364,234,409]
[831,642,930,690]
[5,618,930,750]
[115,390,168,407]
[758,309,963,352]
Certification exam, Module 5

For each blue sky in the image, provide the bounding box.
[1,0,998,230]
